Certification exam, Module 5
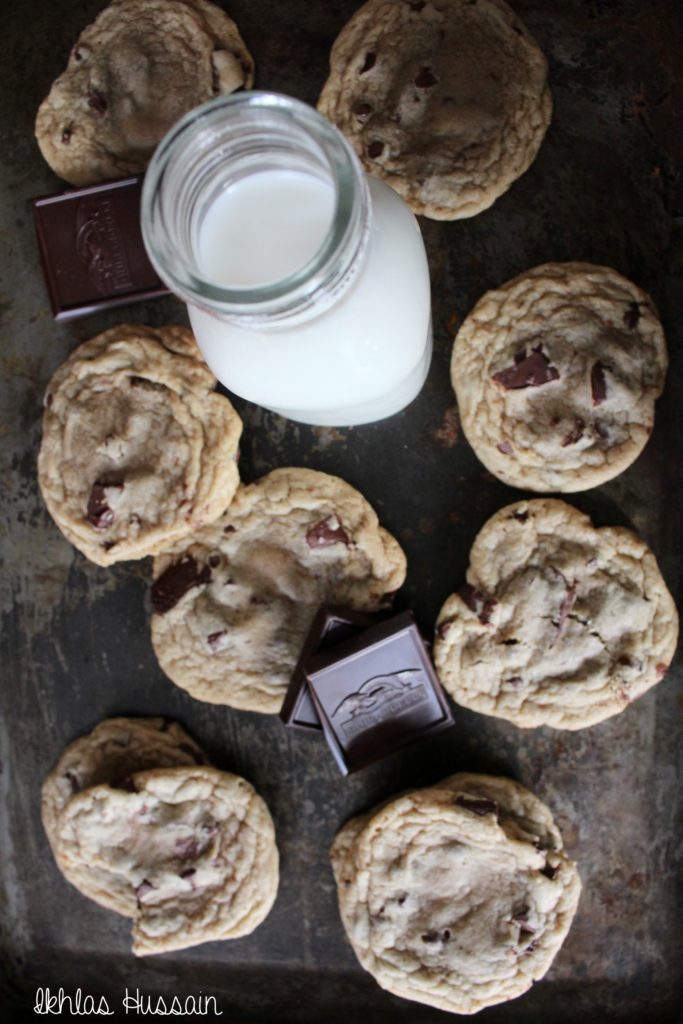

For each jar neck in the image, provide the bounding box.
[141,92,371,326]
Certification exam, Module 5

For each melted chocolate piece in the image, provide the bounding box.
[415,67,438,88]
[306,611,454,775]
[458,583,480,612]
[306,516,351,548]
[207,630,227,652]
[367,140,384,159]
[179,867,196,879]
[492,348,560,390]
[175,836,200,860]
[86,481,122,529]
[561,418,585,447]
[497,441,514,455]
[360,52,376,73]
[129,375,167,392]
[86,89,107,115]
[553,581,577,643]
[458,583,497,624]
[135,880,155,902]
[436,619,453,640]
[591,361,607,405]
[540,862,559,880]
[623,302,641,329]
[455,796,498,816]
[479,598,497,625]
[64,771,80,794]
[280,606,376,732]
[151,555,211,615]
[353,102,373,120]
[112,775,137,792]
[32,176,168,321]
[512,911,535,936]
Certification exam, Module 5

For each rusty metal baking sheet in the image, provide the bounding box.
[1,0,681,1020]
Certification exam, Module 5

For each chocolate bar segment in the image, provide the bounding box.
[306,611,454,774]
[32,175,168,321]
[279,606,375,732]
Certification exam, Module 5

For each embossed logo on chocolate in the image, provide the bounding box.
[332,669,428,738]
[76,198,133,295]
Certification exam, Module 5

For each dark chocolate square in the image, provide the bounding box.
[306,610,454,775]
[32,175,168,321]
[279,606,375,732]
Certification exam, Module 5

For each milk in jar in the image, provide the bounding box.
[142,93,432,427]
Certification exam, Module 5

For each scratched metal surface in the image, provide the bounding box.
[1,0,681,1020]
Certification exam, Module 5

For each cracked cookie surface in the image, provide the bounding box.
[150,467,407,712]
[38,324,242,566]
[451,263,667,491]
[35,0,254,185]
[331,772,581,1014]
[434,499,678,729]
[318,0,551,219]
[51,766,279,955]
[42,716,208,873]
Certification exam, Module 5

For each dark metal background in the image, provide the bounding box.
[1,1,681,1020]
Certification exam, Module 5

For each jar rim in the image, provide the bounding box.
[141,91,370,323]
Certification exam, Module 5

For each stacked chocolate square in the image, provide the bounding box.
[280,608,454,774]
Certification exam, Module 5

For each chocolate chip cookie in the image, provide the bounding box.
[434,499,679,729]
[42,717,208,915]
[150,467,407,712]
[451,263,668,491]
[38,324,242,566]
[331,772,581,1014]
[50,766,279,955]
[318,0,551,219]
[35,0,254,185]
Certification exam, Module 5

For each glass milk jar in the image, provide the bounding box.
[142,93,431,427]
